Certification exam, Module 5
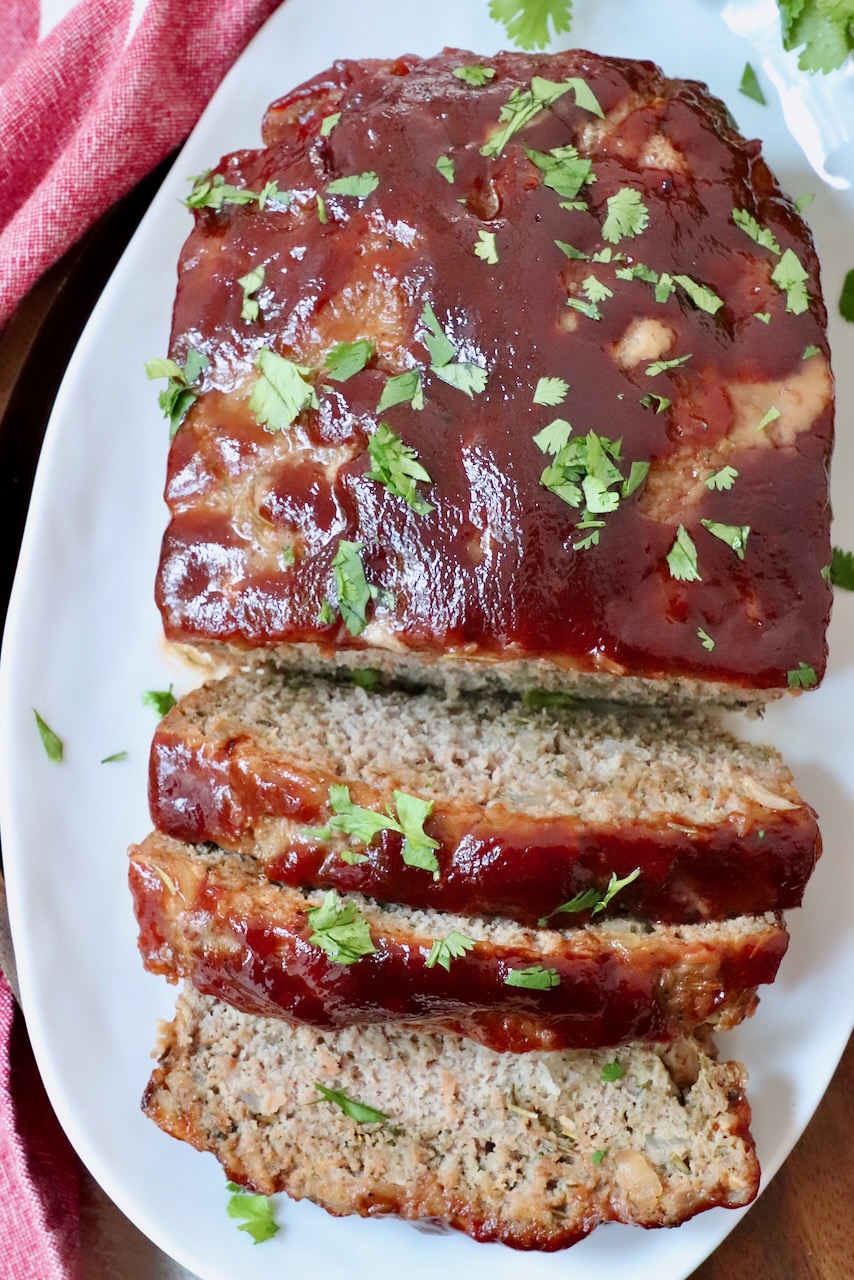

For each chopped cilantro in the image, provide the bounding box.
[520,689,577,710]
[654,272,675,303]
[615,262,659,285]
[582,275,613,304]
[377,369,425,412]
[536,428,647,543]
[667,526,701,582]
[566,297,602,321]
[326,541,377,636]
[366,423,434,514]
[314,1084,389,1124]
[533,376,569,406]
[351,668,382,691]
[394,790,441,876]
[480,75,602,158]
[701,519,750,560]
[756,406,781,432]
[754,311,771,324]
[591,1149,607,1165]
[787,662,818,689]
[280,544,295,567]
[142,686,176,718]
[320,112,341,137]
[795,192,815,212]
[434,362,489,396]
[306,889,376,964]
[419,302,488,397]
[705,465,738,491]
[732,208,781,254]
[306,784,439,877]
[436,154,455,184]
[145,348,209,437]
[777,0,854,73]
[316,194,328,224]
[739,62,767,104]
[327,172,379,198]
[601,189,649,244]
[840,269,854,322]
[525,144,593,200]
[489,0,573,50]
[33,710,63,762]
[249,348,318,432]
[600,1060,624,1083]
[771,247,810,314]
[474,230,500,264]
[646,353,692,377]
[622,461,649,498]
[640,393,671,414]
[505,965,561,989]
[830,547,854,590]
[184,172,282,211]
[697,627,715,651]
[533,418,572,454]
[426,930,476,970]
[324,339,375,382]
[540,867,640,925]
[101,751,128,763]
[673,274,724,315]
[237,265,264,322]
[453,64,497,85]
[225,1184,279,1245]
[802,344,821,360]
[555,240,589,260]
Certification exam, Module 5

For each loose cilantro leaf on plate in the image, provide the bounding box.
[673,274,724,315]
[314,1084,389,1124]
[225,1184,279,1245]
[505,965,561,989]
[474,230,500,263]
[489,0,573,50]
[377,369,424,412]
[307,889,376,964]
[436,154,455,183]
[778,0,854,73]
[250,348,318,432]
[840,268,854,321]
[525,144,593,199]
[795,192,815,212]
[145,348,209,437]
[533,376,569,406]
[141,686,176,718]
[739,62,767,104]
[701,519,750,560]
[667,526,701,582]
[697,627,715,651]
[480,75,602,158]
[33,710,63,762]
[830,547,854,590]
[237,265,264,322]
[320,112,341,137]
[425,931,476,970]
[646,353,692,377]
[771,247,810,314]
[324,339,375,382]
[787,662,818,689]
[185,173,282,211]
[327,172,379,198]
[600,1060,625,1083]
[453,64,497,85]
[366,423,434,514]
[705,466,738,491]
[101,751,128,763]
[601,189,649,244]
[732,208,781,254]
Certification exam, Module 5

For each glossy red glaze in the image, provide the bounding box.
[157,50,832,694]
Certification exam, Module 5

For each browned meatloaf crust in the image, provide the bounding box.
[149,669,820,926]
[144,986,760,1249]
[156,48,832,703]
[129,832,787,1053]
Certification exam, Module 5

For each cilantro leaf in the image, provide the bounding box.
[525,144,593,199]
[533,376,569,406]
[488,0,573,50]
[673,274,724,315]
[582,275,613,304]
[185,173,282,211]
[436,154,455,184]
[377,370,424,412]
[532,418,572,455]
[419,302,457,367]
[640,393,671,414]
[142,686,176,718]
[352,668,382,691]
[555,240,589,260]
[601,189,649,244]
[145,348,210,437]
[316,193,328,223]
[394,790,441,877]
[756,406,781,432]
[566,296,602,321]
[33,710,63,762]
[771,247,811,314]
[697,627,715,650]
[433,362,489,397]
[732,208,782,254]
[840,268,854,322]
[225,1184,279,1245]
[705,465,738,491]
[536,428,646,537]
[320,112,341,137]
[779,0,854,73]
[600,1060,625,1083]
[787,661,818,689]
[306,889,376,964]
[591,1149,607,1165]
[803,344,821,360]
[739,62,767,104]
[326,541,376,636]
[249,348,318,432]
[701,519,750,560]
[425,931,476,970]
[540,867,640,925]
[366,422,434,514]
[306,782,401,845]
[453,64,497,86]
[474,230,500,263]
[520,689,577,710]
[314,1083,389,1123]
[238,265,264,322]
[667,526,701,582]
[795,192,815,212]
[830,546,854,590]
[327,172,379,198]
[100,751,128,763]
[419,302,488,396]
[505,965,561,989]
[324,339,375,382]
[754,311,771,323]
[480,76,602,159]
[646,353,692,377]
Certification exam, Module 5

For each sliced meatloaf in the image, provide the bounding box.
[130,832,787,1053]
[156,48,832,704]
[150,668,819,926]
[144,986,760,1249]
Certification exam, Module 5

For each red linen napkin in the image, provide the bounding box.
[0,0,283,329]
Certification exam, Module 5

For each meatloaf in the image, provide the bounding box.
[149,668,820,925]
[145,985,760,1249]
[130,833,787,1053]
[155,48,833,703]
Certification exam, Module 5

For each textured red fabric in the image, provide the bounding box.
[0,0,284,328]
[0,972,81,1279]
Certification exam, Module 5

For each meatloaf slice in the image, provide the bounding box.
[156,48,832,704]
[150,668,819,926]
[144,985,760,1249]
[130,833,787,1053]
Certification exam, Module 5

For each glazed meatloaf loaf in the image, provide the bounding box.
[130,832,787,1053]
[155,48,833,704]
[149,669,820,925]
[145,986,760,1248]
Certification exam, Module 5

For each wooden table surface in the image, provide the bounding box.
[0,165,850,1280]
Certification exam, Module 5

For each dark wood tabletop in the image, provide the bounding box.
[0,164,850,1280]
